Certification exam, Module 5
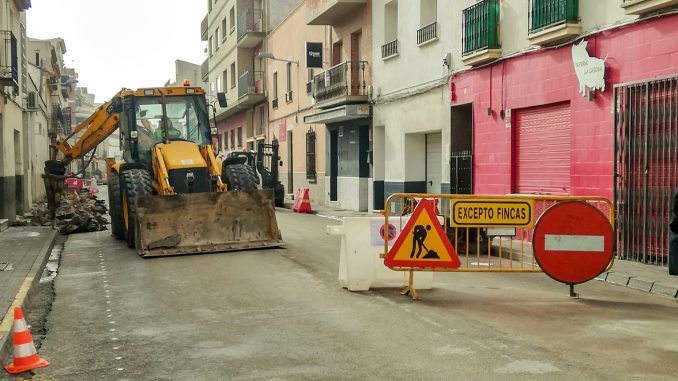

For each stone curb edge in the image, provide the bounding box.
[0,229,58,366]
[595,271,678,299]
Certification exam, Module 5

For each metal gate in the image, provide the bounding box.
[614,76,678,266]
[450,151,473,194]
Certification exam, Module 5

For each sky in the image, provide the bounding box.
[27,0,208,103]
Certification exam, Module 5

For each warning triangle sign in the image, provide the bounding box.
[385,199,461,270]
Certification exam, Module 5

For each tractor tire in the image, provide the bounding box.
[120,168,153,248]
[108,172,125,240]
[222,163,259,191]
[274,183,285,208]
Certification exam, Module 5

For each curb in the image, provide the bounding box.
[0,229,57,365]
[491,240,678,299]
[595,270,678,299]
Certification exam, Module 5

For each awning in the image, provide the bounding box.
[304,104,371,124]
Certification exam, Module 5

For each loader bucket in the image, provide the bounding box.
[134,190,283,257]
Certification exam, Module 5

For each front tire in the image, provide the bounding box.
[222,163,259,191]
[274,183,285,208]
[108,172,124,240]
[120,169,153,248]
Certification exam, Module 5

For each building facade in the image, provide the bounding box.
[167,59,206,90]
[372,0,458,210]
[448,0,678,266]
[201,0,300,160]
[0,0,31,220]
[303,0,373,211]
[264,1,326,206]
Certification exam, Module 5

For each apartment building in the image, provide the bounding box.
[303,0,373,211]
[372,0,455,209]
[374,0,678,266]
[166,59,206,90]
[457,0,678,267]
[263,1,325,205]
[201,0,299,159]
[0,0,30,220]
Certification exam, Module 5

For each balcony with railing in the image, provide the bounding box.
[51,106,62,133]
[237,70,266,105]
[237,9,265,48]
[461,0,501,66]
[306,0,367,25]
[381,40,398,59]
[0,30,18,91]
[417,22,438,46]
[622,0,678,15]
[60,75,76,99]
[201,14,208,41]
[201,59,209,81]
[528,0,581,46]
[312,61,368,108]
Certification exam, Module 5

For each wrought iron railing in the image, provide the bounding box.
[381,39,398,58]
[237,9,264,41]
[417,22,437,45]
[201,14,208,40]
[0,30,18,88]
[201,59,209,81]
[462,0,500,55]
[312,61,368,103]
[529,0,579,34]
[238,70,265,98]
[51,106,63,134]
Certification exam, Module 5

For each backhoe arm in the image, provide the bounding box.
[51,91,124,166]
[43,90,125,217]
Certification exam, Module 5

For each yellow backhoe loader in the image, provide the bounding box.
[44,85,283,257]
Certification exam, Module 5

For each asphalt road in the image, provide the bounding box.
[8,209,678,381]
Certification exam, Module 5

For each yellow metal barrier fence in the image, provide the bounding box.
[382,193,615,298]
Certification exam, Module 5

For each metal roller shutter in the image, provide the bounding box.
[515,102,571,195]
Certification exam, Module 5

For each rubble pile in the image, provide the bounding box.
[12,189,109,234]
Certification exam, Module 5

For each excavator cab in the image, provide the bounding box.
[45,86,283,257]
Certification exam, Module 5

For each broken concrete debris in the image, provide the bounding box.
[12,189,109,234]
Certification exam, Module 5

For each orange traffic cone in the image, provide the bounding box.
[4,307,49,374]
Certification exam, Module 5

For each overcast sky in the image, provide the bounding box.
[27,0,207,102]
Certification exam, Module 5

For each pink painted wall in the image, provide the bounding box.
[450,15,678,199]
[215,111,247,156]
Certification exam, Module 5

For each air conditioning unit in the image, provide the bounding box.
[285,91,293,103]
[27,92,37,110]
[306,81,313,94]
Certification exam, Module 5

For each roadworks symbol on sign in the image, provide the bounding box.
[384,199,461,269]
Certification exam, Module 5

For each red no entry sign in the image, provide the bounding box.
[533,201,614,285]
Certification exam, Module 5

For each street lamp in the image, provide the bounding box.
[257,51,301,143]
[256,52,299,66]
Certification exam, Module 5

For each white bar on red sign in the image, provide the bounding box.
[544,234,605,252]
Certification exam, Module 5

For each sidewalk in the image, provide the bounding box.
[288,203,678,299]
[0,226,57,364]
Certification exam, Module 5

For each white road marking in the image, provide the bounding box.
[544,234,605,252]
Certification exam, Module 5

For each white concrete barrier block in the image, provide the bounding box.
[334,216,434,292]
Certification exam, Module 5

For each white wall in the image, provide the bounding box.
[373,88,449,184]
[372,0,637,98]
